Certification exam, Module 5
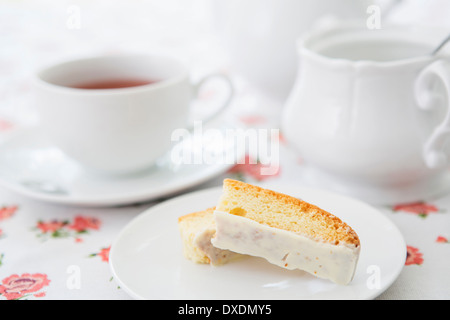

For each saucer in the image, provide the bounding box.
[296,164,450,206]
[0,126,241,207]
[109,184,406,300]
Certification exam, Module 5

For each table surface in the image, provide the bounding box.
[0,0,449,300]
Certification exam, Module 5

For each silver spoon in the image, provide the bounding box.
[431,34,450,55]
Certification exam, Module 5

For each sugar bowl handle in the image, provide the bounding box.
[415,60,450,169]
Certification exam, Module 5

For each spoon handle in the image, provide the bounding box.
[432,34,450,55]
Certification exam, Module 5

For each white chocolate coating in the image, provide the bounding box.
[194,227,241,266]
[211,210,360,285]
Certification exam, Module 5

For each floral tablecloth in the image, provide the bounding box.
[1,0,449,300]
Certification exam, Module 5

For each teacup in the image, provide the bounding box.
[33,54,233,175]
[282,23,450,204]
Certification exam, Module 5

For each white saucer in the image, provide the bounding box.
[297,164,450,206]
[109,184,406,300]
[0,126,240,207]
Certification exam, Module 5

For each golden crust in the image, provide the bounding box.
[221,179,360,247]
[177,207,215,223]
[177,207,216,264]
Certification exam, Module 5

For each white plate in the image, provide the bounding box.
[109,184,406,300]
[0,126,240,207]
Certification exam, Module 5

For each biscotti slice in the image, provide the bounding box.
[211,179,361,285]
[178,207,241,266]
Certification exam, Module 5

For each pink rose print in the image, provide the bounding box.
[37,220,68,234]
[0,118,14,132]
[68,216,101,232]
[0,273,50,300]
[239,115,267,125]
[0,205,18,221]
[90,246,111,263]
[436,236,449,243]
[405,246,424,266]
[228,155,280,182]
[35,215,101,242]
[393,202,439,218]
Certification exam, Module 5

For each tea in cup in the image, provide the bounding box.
[33,54,233,175]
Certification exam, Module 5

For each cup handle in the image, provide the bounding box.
[415,60,450,169]
[190,73,234,127]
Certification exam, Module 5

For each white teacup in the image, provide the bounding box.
[33,54,233,175]
[282,23,450,204]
